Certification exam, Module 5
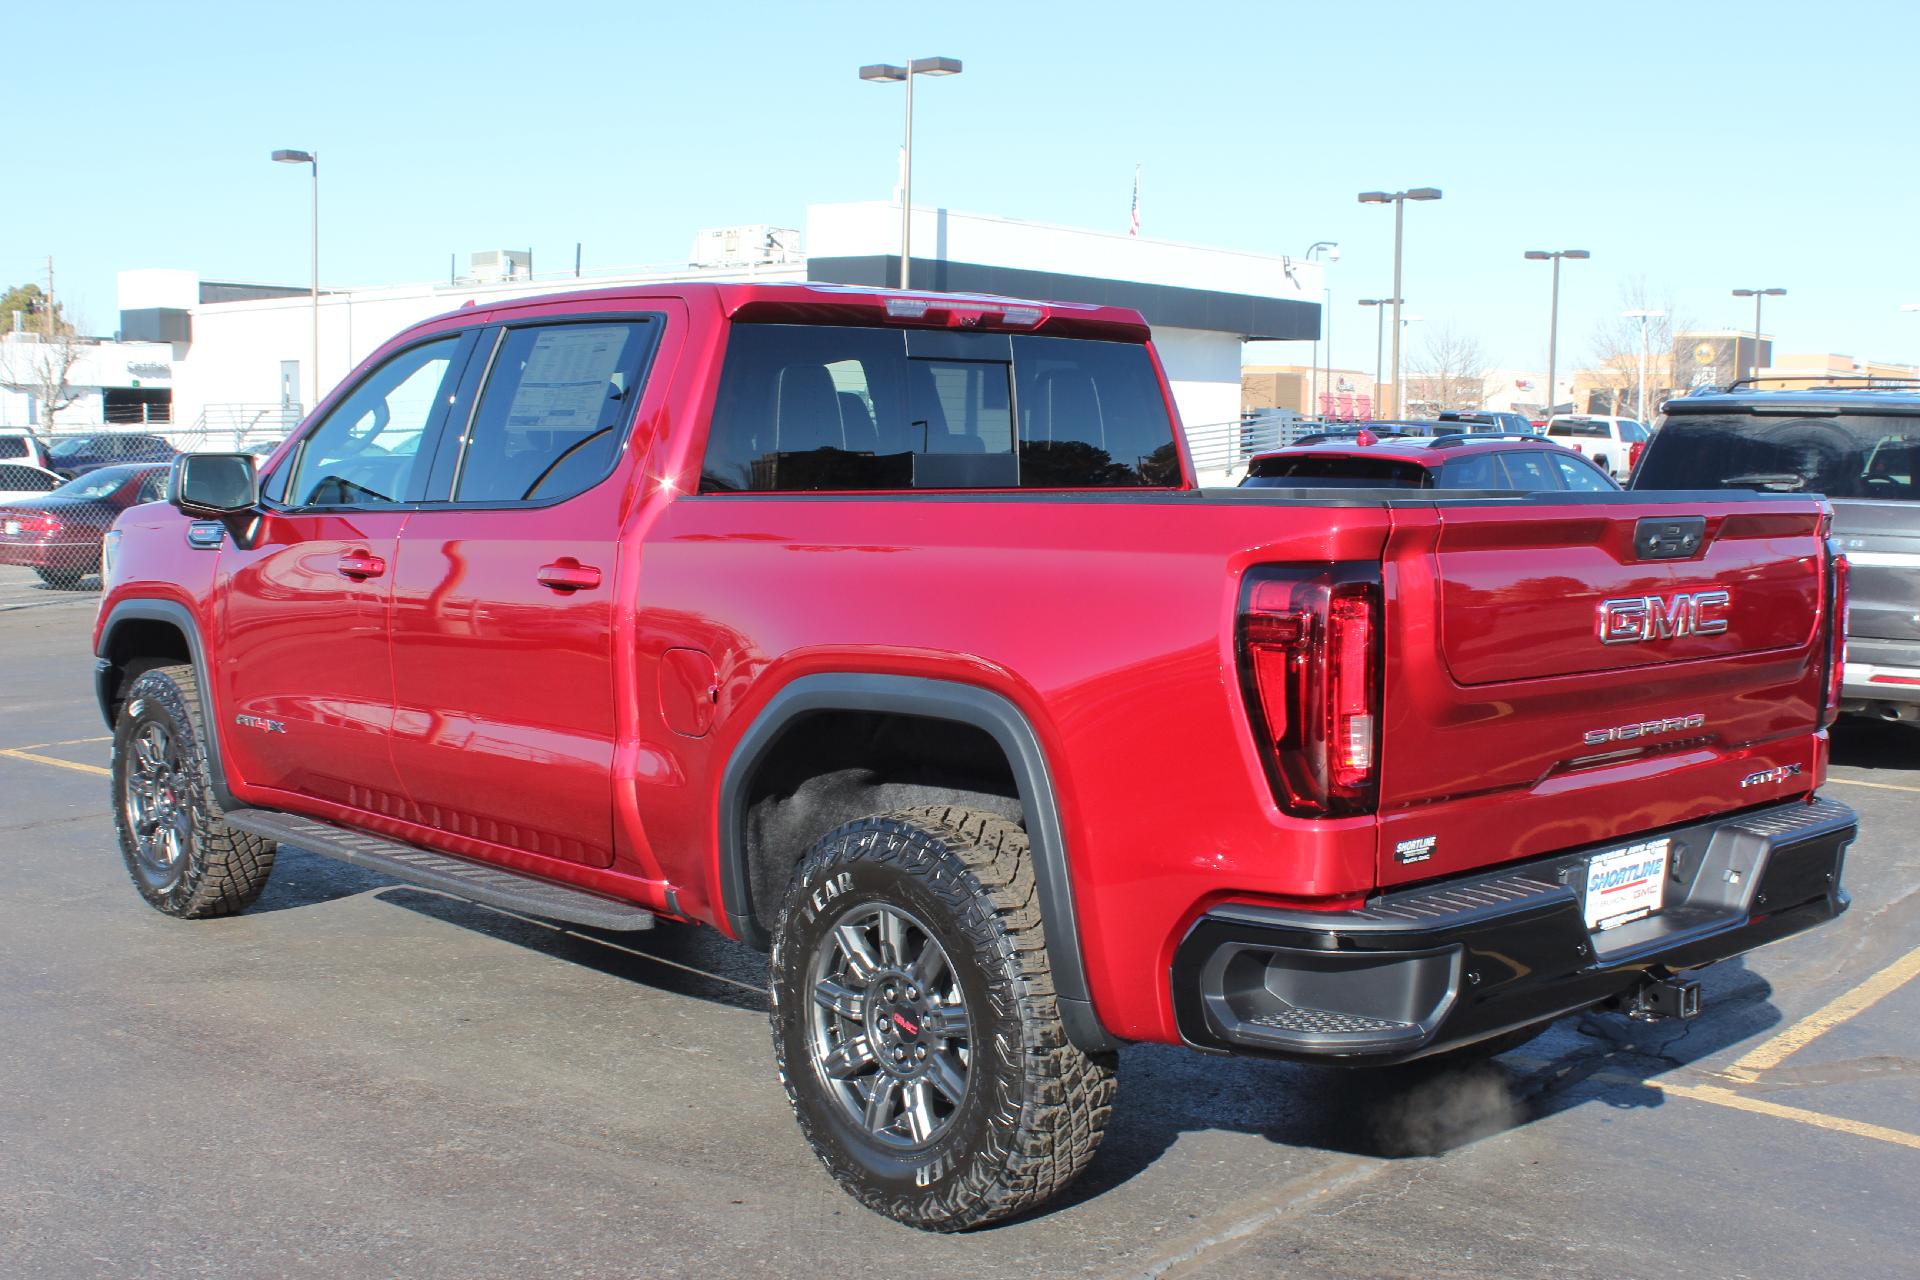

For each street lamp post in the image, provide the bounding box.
[272,148,319,411]
[1357,298,1400,416]
[1358,188,1441,417]
[858,57,963,290]
[1623,308,1664,420]
[1524,249,1590,420]
[1303,242,1337,416]
[1731,288,1786,383]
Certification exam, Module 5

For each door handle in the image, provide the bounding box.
[336,550,387,580]
[537,561,602,592]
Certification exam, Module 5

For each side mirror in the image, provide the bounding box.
[170,453,259,518]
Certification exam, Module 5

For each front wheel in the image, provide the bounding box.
[112,664,276,917]
[770,805,1116,1231]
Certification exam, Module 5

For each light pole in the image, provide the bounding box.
[272,149,319,410]
[1525,249,1590,420]
[1357,298,1399,416]
[1358,189,1441,417]
[1303,242,1338,416]
[858,57,963,290]
[1624,308,1664,420]
[1731,287,1786,383]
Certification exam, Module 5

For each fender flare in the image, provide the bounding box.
[718,672,1117,1053]
[95,598,244,812]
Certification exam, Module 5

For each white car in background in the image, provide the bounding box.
[1545,414,1649,481]
[0,431,51,471]
[0,463,64,503]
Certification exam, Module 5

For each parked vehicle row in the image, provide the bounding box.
[0,464,170,587]
[1242,430,1618,493]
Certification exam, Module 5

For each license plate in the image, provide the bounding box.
[1584,838,1671,931]
[2,520,17,537]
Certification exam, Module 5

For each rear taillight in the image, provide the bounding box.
[1824,548,1849,727]
[1238,566,1383,816]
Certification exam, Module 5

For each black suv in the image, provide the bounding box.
[1633,383,1920,723]
[45,432,176,479]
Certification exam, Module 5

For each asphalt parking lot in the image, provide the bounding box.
[1,567,1915,1279]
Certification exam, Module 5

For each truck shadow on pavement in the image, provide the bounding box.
[1039,955,1780,1217]
[1831,716,1920,771]
[254,843,1791,1222]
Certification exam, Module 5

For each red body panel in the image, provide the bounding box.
[94,281,1841,1050]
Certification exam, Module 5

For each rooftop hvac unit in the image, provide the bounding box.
[689,225,801,268]
[470,250,531,283]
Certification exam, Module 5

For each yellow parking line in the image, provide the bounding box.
[1653,1080,1920,1153]
[0,747,110,778]
[1825,776,1920,795]
[1719,946,1920,1083]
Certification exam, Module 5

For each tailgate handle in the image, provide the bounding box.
[1633,516,1706,561]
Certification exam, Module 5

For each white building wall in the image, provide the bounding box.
[805,203,1320,301]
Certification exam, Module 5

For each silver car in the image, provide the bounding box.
[1633,386,1920,723]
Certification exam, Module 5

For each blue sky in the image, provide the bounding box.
[5,0,1917,375]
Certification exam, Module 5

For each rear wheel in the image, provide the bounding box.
[34,566,88,589]
[112,664,276,917]
[770,805,1116,1231]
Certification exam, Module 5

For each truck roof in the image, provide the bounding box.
[425,280,1153,342]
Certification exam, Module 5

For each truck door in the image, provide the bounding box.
[217,332,474,812]
[386,315,665,869]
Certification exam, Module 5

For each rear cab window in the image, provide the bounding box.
[699,324,1182,491]
[1548,419,1609,439]
[1636,410,1920,498]
[1241,454,1428,488]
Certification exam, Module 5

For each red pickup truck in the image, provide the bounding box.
[94,282,1856,1230]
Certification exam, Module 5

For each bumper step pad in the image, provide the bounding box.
[223,810,658,932]
[1173,795,1856,1063]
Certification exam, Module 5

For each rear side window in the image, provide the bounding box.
[1549,419,1608,439]
[1494,450,1557,491]
[699,324,1180,491]
[454,321,658,504]
[0,437,26,461]
[1240,454,1428,488]
[1636,411,1920,498]
[1550,452,1615,491]
[0,464,57,493]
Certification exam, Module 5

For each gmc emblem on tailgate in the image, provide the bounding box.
[1597,589,1731,645]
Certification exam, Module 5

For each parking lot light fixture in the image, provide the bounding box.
[1357,298,1400,411]
[859,57,963,289]
[272,148,319,410]
[1526,249,1590,420]
[1732,288,1787,382]
[1358,188,1442,416]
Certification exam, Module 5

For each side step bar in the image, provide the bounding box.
[223,810,658,932]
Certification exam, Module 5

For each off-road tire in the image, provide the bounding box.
[34,566,88,589]
[112,664,276,917]
[769,805,1117,1231]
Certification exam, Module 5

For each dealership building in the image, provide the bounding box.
[114,202,1321,476]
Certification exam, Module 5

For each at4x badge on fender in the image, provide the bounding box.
[234,713,286,734]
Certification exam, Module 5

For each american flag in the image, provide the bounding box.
[1129,165,1140,237]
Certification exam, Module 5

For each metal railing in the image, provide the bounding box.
[1184,413,1311,477]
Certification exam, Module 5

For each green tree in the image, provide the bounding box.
[0,283,71,337]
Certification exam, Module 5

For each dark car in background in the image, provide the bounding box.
[0,463,169,588]
[44,432,177,479]
[1242,431,1619,492]
[1437,409,1537,435]
[1634,384,1920,724]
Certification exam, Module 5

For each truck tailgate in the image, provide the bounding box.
[1375,493,1832,887]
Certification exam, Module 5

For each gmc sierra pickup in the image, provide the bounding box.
[94,282,1856,1230]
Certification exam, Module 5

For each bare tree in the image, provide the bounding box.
[1585,278,1689,418]
[1405,323,1492,414]
[0,322,89,441]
